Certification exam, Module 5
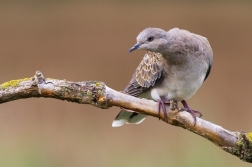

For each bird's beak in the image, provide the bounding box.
[129,43,141,52]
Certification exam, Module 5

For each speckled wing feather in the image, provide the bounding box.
[112,51,165,127]
[124,51,165,97]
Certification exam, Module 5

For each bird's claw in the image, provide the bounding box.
[180,100,202,126]
[179,108,199,126]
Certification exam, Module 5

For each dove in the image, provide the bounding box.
[112,27,213,127]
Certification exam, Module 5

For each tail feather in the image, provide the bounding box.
[127,113,147,124]
[112,110,147,127]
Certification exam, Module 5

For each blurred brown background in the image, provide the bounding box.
[0,1,252,166]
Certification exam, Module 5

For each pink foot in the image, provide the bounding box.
[158,99,170,122]
[181,100,202,126]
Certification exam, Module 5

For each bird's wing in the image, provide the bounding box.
[112,51,165,127]
[202,40,213,82]
[204,59,212,81]
[168,28,213,82]
[192,36,213,82]
[193,33,213,82]
[124,51,165,97]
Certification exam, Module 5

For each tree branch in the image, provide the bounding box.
[0,71,252,163]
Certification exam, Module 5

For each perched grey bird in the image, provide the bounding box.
[112,27,213,127]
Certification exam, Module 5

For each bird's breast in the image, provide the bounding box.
[148,66,206,102]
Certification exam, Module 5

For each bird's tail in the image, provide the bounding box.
[112,110,147,127]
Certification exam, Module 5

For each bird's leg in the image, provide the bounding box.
[181,100,202,117]
[158,99,170,122]
[180,100,202,126]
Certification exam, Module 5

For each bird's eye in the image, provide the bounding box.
[147,36,154,42]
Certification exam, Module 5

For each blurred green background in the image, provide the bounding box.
[0,0,252,166]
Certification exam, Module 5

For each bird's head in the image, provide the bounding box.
[129,28,168,53]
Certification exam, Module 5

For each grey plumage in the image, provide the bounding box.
[112,27,213,127]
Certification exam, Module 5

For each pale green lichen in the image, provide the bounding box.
[234,132,252,162]
[247,132,252,142]
[86,90,92,96]
[0,78,31,89]
[95,82,102,87]
[95,81,104,96]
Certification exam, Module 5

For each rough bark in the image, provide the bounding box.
[0,71,252,163]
